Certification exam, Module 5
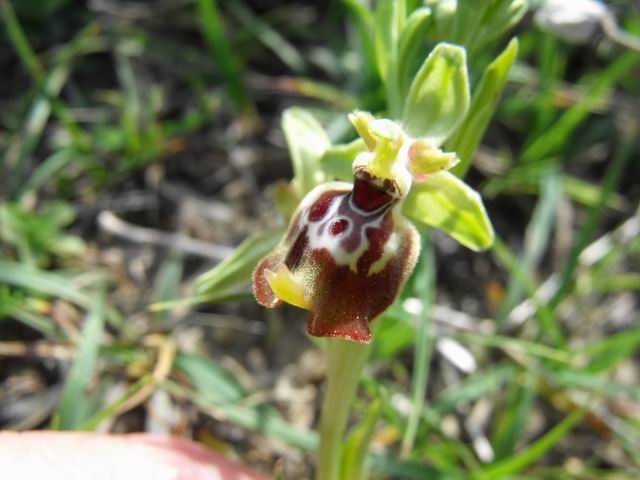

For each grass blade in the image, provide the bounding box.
[79,375,154,431]
[3,23,102,196]
[478,408,586,479]
[491,372,537,461]
[162,379,317,451]
[226,1,305,73]
[496,170,561,326]
[197,0,254,116]
[0,260,121,326]
[433,364,517,415]
[522,51,640,163]
[53,288,106,430]
[492,237,565,346]
[17,150,76,199]
[173,352,245,403]
[402,237,435,456]
[549,131,635,310]
[582,328,640,373]
[0,0,43,80]
[0,260,98,309]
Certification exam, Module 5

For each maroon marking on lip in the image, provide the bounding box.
[308,191,341,222]
[352,178,393,211]
[305,220,419,343]
[284,226,309,270]
[329,219,349,236]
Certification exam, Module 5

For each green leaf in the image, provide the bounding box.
[195,227,284,297]
[475,1,527,51]
[397,7,431,101]
[341,398,383,480]
[374,0,406,116]
[402,43,470,144]
[451,0,526,56]
[449,38,518,179]
[425,0,456,42]
[403,172,494,251]
[55,288,106,430]
[343,0,377,86]
[451,0,488,47]
[282,107,331,196]
[320,138,367,182]
[374,0,404,83]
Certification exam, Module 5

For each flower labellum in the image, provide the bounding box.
[254,112,421,343]
[253,108,492,343]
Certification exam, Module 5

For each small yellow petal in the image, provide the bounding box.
[348,110,377,150]
[264,264,310,310]
[408,139,460,177]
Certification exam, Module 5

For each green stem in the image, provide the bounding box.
[316,339,371,480]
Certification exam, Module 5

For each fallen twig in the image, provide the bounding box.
[97,211,234,261]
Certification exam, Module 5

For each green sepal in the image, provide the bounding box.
[195,227,285,297]
[449,38,519,178]
[282,107,331,197]
[272,180,301,221]
[320,138,367,182]
[403,171,494,251]
[402,43,470,145]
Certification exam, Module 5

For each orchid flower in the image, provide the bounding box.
[251,44,495,343]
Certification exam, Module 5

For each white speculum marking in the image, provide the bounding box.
[302,187,391,274]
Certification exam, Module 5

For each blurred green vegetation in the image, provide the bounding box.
[1,0,639,479]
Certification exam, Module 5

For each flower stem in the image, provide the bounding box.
[316,339,371,480]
